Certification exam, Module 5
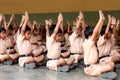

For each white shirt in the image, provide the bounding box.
[17,34,32,55]
[0,39,7,54]
[69,32,84,53]
[83,38,98,64]
[46,35,61,59]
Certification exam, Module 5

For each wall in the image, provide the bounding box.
[0,0,120,14]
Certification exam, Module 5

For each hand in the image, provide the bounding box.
[99,10,105,20]
[45,20,49,26]
[2,13,6,21]
[108,15,111,23]
[66,21,71,26]
[0,14,2,22]
[78,11,83,21]
[58,13,63,22]
[111,16,116,25]
[24,11,29,21]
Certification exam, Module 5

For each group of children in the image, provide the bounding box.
[0,10,120,80]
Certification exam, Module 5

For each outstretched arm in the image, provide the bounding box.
[52,13,63,38]
[74,11,83,34]
[91,10,105,41]
[21,12,29,35]
[7,14,14,30]
[2,14,7,30]
[104,15,111,39]
[45,20,50,37]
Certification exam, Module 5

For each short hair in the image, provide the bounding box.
[9,25,13,31]
[25,25,31,33]
[100,25,107,36]
[100,25,112,36]
[0,26,6,33]
[49,24,62,36]
[19,25,31,34]
[84,26,94,39]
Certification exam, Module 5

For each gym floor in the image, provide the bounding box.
[0,65,120,80]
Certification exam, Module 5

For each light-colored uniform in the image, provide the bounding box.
[46,35,61,71]
[17,34,33,67]
[97,35,111,57]
[0,39,8,59]
[69,32,84,63]
[83,38,101,76]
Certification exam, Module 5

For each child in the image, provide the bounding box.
[30,21,45,66]
[17,12,38,69]
[98,15,120,70]
[83,10,117,80]
[69,12,84,65]
[45,13,74,72]
[0,14,13,65]
[3,14,19,64]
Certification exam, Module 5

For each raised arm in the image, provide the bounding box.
[104,15,112,39]
[75,11,83,34]
[7,14,14,29]
[111,17,117,36]
[91,10,105,41]
[52,13,63,38]
[45,20,50,37]
[2,14,7,30]
[19,15,25,27]
[0,14,2,24]
[21,12,29,35]
[116,20,120,31]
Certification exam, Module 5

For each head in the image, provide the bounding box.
[0,27,6,39]
[7,25,13,35]
[33,28,38,36]
[106,28,112,39]
[49,24,62,42]
[24,25,31,40]
[101,25,112,39]
[84,26,94,39]
[78,26,82,37]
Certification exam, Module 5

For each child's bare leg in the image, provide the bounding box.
[65,57,75,65]
[32,48,44,57]
[57,58,66,66]
[78,55,83,61]
[111,56,120,63]
[0,55,11,61]
[100,61,114,73]
[9,53,19,60]
[34,55,44,63]
[61,51,70,58]
[24,57,35,64]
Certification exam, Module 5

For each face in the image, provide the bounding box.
[33,29,38,36]
[7,29,13,35]
[25,31,31,40]
[106,32,111,39]
[0,31,6,39]
[78,30,82,37]
[55,33,62,42]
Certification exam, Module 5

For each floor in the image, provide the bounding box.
[0,65,120,80]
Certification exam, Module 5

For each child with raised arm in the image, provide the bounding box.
[98,15,120,70]
[69,12,84,66]
[3,14,19,64]
[17,12,36,69]
[0,14,13,65]
[45,13,74,72]
[83,10,117,79]
[30,21,45,66]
